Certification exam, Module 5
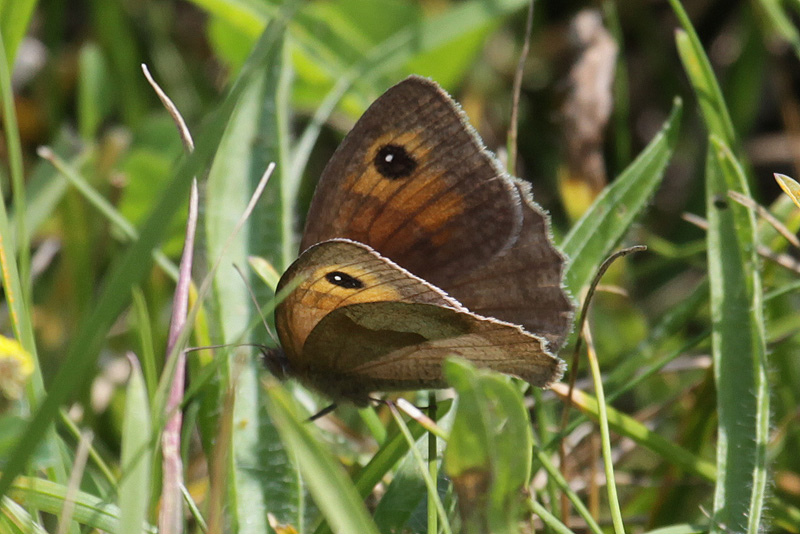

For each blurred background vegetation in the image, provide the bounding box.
[0,0,799,532]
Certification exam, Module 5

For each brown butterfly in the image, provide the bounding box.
[269,76,573,405]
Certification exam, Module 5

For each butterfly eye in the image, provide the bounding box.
[374,144,416,179]
[325,271,364,289]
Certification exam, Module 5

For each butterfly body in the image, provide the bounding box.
[273,76,573,405]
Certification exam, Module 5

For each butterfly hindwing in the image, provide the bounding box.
[275,239,462,363]
[300,301,562,404]
[275,240,563,404]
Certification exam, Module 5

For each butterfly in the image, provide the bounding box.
[268,76,574,406]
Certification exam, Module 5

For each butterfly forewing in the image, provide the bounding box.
[300,76,524,289]
[439,180,573,350]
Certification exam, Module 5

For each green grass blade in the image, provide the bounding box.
[775,172,800,209]
[771,498,800,532]
[38,148,180,280]
[372,439,432,533]
[77,43,110,140]
[0,29,30,308]
[443,359,534,533]
[0,0,37,67]
[86,0,147,125]
[199,0,530,83]
[0,24,70,503]
[131,288,159,402]
[669,0,736,146]
[529,500,574,534]
[552,384,717,482]
[0,28,34,363]
[0,10,287,501]
[118,356,153,534]
[11,130,77,247]
[1,496,49,534]
[585,339,625,534]
[263,377,382,534]
[388,406,452,534]
[203,19,302,533]
[705,137,769,534]
[603,1,632,171]
[313,407,444,534]
[8,477,156,533]
[753,0,800,62]
[561,98,682,294]
[186,0,273,39]
[352,409,443,498]
[531,445,603,534]
[643,525,705,534]
[0,142,192,500]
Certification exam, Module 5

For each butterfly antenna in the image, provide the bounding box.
[233,263,279,345]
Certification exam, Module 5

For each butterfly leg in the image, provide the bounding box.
[307,403,338,422]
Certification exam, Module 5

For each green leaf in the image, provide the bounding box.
[670,0,736,147]
[292,0,529,114]
[263,377,382,534]
[705,137,769,534]
[0,497,49,534]
[444,359,533,534]
[372,444,430,533]
[0,415,59,470]
[248,255,281,291]
[86,0,148,125]
[190,0,272,41]
[643,525,705,534]
[553,384,716,482]
[0,23,70,503]
[562,98,683,295]
[753,0,800,61]
[313,406,446,534]
[203,13,302,532]
[118,357,153,534]
[0,0,37,67]
[77,44,112,140]
[8,477,155,533]
[775,173,800,210]
[0,3,289,503]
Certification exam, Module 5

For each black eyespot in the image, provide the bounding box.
[325,271,364,289]
[374,144,417,179]
[713,195,729,209]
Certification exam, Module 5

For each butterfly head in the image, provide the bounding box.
[259,345,290,380]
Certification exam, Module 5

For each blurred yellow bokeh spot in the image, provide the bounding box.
[0,336,34,402]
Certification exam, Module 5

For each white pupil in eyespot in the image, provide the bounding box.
[332,274,342,282]
[385,154,394,162]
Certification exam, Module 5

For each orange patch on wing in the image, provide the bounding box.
[284,265,408,357]
[350,131,467,247]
